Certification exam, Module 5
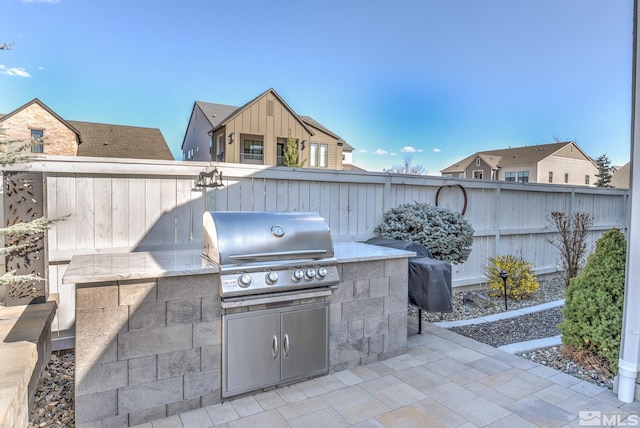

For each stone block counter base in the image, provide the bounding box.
[63,243,413,427]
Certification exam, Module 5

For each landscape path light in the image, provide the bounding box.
[498,269,509,310]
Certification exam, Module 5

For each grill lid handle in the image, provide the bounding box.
[228,250,328,261]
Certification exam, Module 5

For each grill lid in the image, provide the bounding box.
[203,211,335,267]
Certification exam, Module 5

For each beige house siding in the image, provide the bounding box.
[553,143,587,160]
[1,103,78,156]
[538,156,598,186]
[307,125,343,169]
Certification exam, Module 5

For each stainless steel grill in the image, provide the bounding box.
[202,211,340,299]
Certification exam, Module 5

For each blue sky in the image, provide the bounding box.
[0,0,634,173]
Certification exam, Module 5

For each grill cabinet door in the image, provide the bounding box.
[224,311,281,396]
[281,304,329,381]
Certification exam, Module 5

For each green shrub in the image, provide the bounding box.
[558,228,626,373]
[485,255,539,299]
[374,202,474,264]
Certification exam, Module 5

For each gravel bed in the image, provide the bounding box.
[28,351,74,427]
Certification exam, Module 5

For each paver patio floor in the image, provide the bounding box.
[134,319,640,427]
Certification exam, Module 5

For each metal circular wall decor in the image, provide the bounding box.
[435,184,468,216]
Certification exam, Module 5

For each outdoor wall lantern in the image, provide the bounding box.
[301,139,307,150]
[229,132,235,144]
[498,270,509,310]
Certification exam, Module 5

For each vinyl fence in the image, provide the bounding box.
[2,156,630,342]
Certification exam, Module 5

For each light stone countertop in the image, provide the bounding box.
[62,249,218,284]
[62,242,414,285]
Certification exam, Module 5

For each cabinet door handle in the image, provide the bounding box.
[272,335,279,359]
[283,334,290,358]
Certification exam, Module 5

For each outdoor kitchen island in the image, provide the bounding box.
[62,242,414,427]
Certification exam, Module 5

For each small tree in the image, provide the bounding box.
[283,130,305,168]
[383,155,427,175]
[1,128,63,305]
[594,153,613,187]
[548,211,594,287]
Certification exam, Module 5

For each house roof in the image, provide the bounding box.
[185,88,351,150]
[1,98,174,160]
[69,120,174,160]
[441,142,584,173]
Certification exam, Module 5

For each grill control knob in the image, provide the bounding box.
[305,268,316,280]
[292,270,304,282]
[317,267,328,278]
[265,271,279,285]
[238,274,252,288]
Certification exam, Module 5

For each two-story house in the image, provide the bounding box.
[441,142,599,186]
[1,98,174,160]
[181,88,354,170]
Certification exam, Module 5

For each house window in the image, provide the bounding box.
[565,173,569,183]
[548,171,553,183]
[31,129,44,153]
[585,175,590,185]
[310,143,318,167]
[319,144,328,167]
[473,170,483,179]
[505,172,516,182]
[475,158,481,167]
[276,138,286,166]
[517,171,529,182]
[241,138,264,164]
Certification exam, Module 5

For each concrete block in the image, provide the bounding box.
[383,331,407,355]
[75,389,118,425]
[167,299,202,325]
[118,324,192,360]
[202,296,221,322]
[76,360,128,395]
[127,404,166,426]
[77,414,129,428]
[389,274,409,295]
[201,391,222,407]
[329,321,348,345]
[364,316,388,337]
[158,348,201,380]
[129,301,166,331]
[118,377,184,413]
[75,334,117,369]
[341,297,384,321]
[368,334,385,355]
[330,282,353,304]
[167,396,202,416]
[201,345,221,371]
[330,359,359,373]
[330,338,367,366]
[76,284,118,309]
[193,320,221,348]
[329,303,342,325]
[353,280,370,300]
[369,277,390,298]
[119,280,157,307]
[129,355,157,386]
[388,311,407,333]
[384,292,407,315]
[348,319,364,341]
[158,275,212,302]
[76,306,128,339]
[384,259,408,278]
[184,369,220,399]
[341,261,384,282]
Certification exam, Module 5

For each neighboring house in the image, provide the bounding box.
[441,142,599,186]
[1,98,174,160]
[610,162,630,189]
[181,88,356,170]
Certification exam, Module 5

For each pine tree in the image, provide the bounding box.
[594,153,613,187]
[283,130,305,168]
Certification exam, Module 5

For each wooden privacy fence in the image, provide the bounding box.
[2,156,629,340]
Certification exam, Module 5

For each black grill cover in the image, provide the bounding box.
[365,237,452,313]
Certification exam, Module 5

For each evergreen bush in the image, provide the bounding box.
[374,202,474,264]
[485,255,539,299]
[557,228,626,373]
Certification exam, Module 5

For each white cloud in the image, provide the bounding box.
[0,65,31,78]
[373,149,389,155]
[400,146,423,153]
[433,148,441,153]
[390,152,398,156]
[358,149,369,154]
